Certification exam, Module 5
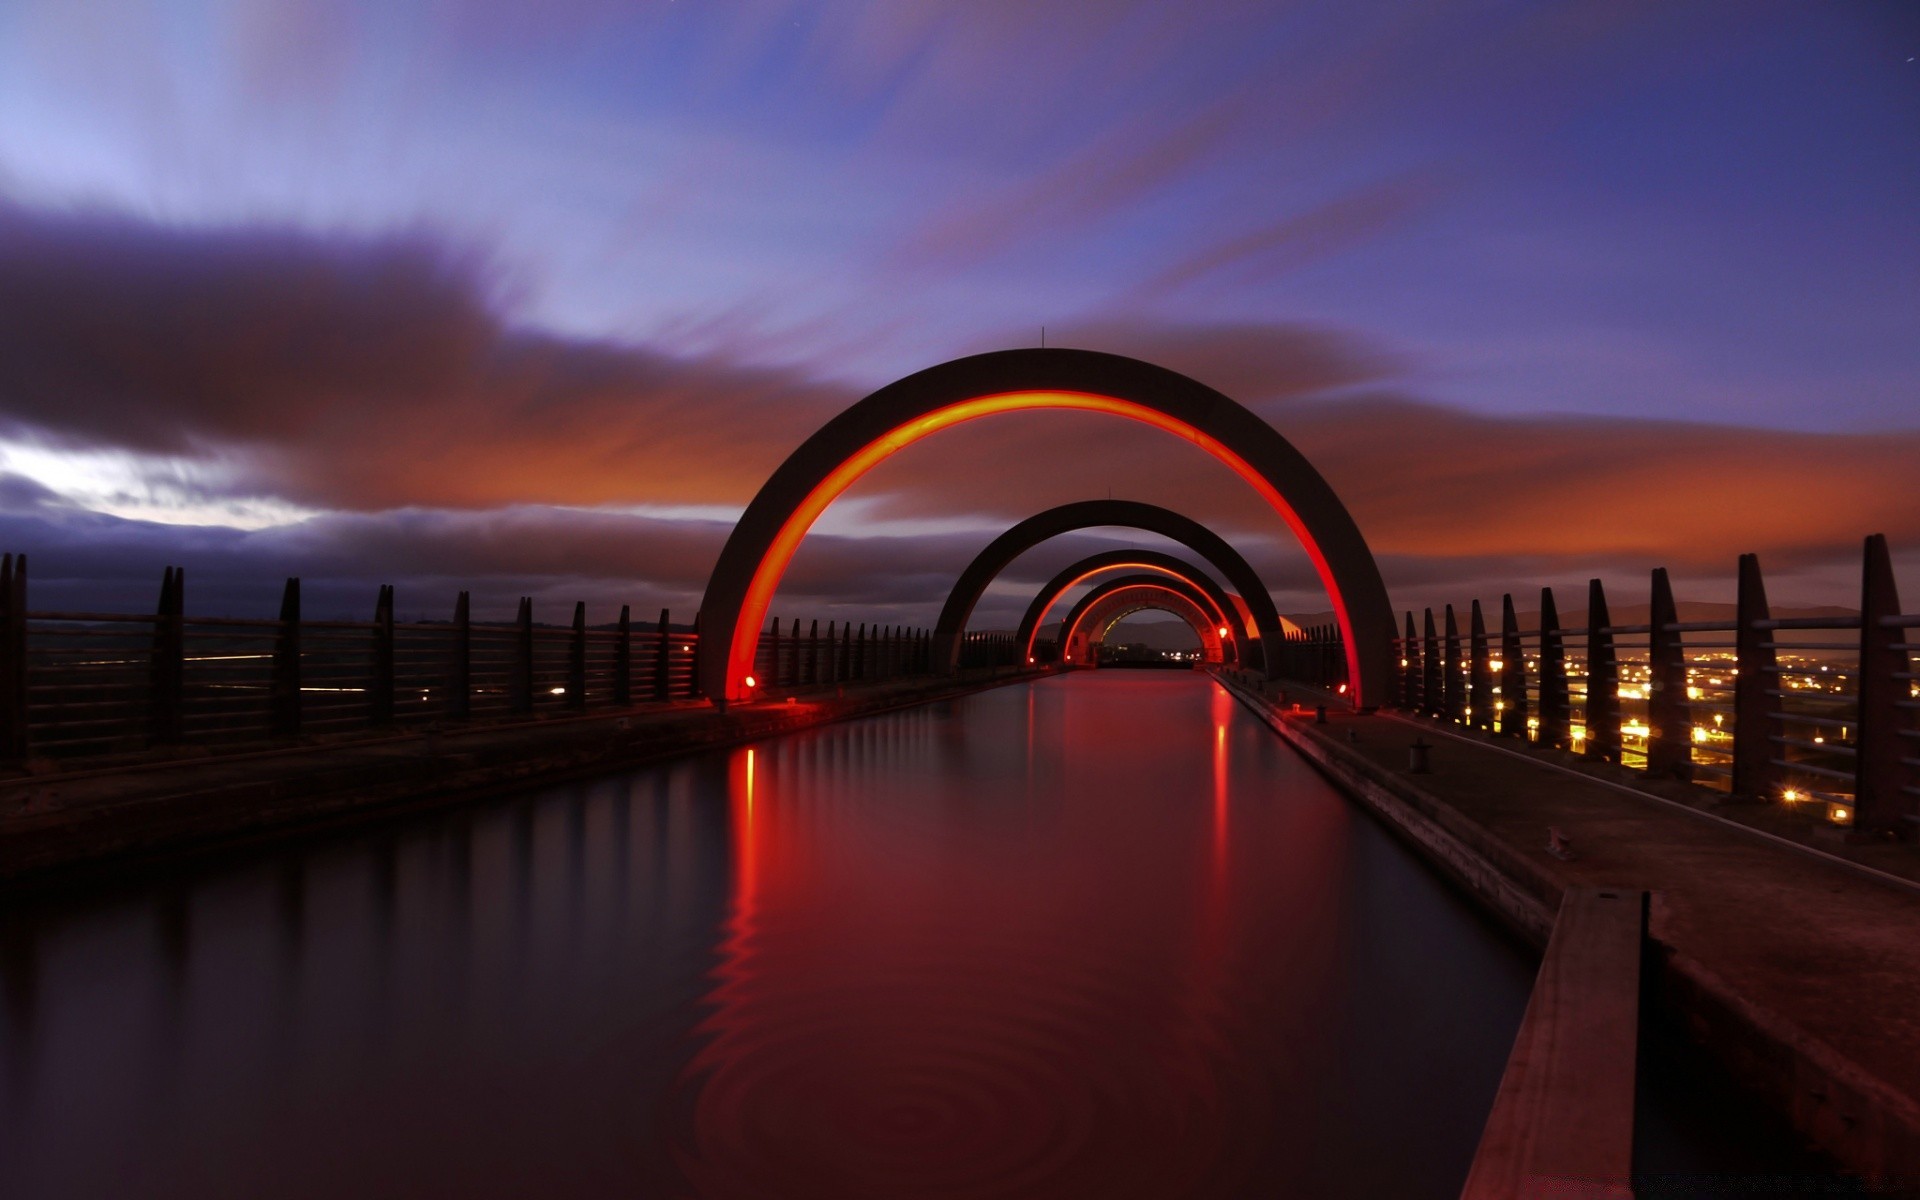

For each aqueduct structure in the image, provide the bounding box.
[696,347,1395,706]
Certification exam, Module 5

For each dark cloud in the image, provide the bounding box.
[0,200,850,510]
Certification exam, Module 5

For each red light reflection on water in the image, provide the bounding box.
[673,675,1356,1198]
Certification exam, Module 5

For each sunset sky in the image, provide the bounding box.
[0,0,1914,629]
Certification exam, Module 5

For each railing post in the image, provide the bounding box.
[1854,534,1913,840]
[1538,587,1569,749]
[0,555,26,763]
[448,591,471,720]
[1731,554,1780,801]
[1444,605,1465,724]
[1470,600,1493,731]
[567,601,587,710]
[149,566,186,745]
[1500,594,1528,738]
[807,619,819,685]
[370,584,395,728]
[1422,609,1442,718]
[767,616,781,688]
[1646,567,1692,780]
[654,609,670,701]
[1584,579,1620,763]
[510,597,533,714]
[613,605,632,706]
[687,612,701,699]
[857,623,868,681]
[789,619,802,686]
[270,576,300,739]
[1401,612,1418,710]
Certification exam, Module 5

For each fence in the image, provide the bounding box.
[0,558,936,765]
[1359,534,1916,840]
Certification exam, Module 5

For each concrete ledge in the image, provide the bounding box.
[1461,888,1646,1200]
[1214,671,1920,1183]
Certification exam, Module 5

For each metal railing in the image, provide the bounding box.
[1364,534,1917,840]
[0,558,936,765]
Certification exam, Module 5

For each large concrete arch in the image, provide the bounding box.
[695,347,1395,706]
[931,500,1289,679]
[1058,578,1221,664]
[1010,548,1243,665]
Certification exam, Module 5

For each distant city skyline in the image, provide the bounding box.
[0,0,1914,624]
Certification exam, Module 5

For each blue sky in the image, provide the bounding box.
[0,0,1913,625]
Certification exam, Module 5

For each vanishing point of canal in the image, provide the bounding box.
[0,672,1799,1197]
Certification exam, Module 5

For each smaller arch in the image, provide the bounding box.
[1013,549,1244,665]
[1059,579,1221,664]
[1058,576,1224,665]
[932,500,1289,679]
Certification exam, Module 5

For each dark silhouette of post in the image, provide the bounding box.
[370,585,395,727]
[1401,611,1418,711]
[270,577,300,739]
[567,602,587,710]
[1584,579,1619,763]
[806,619,819,685]
[0,554,24,762]
[653,609,670,702]
[1500,594,1527,738]
[1423,609,1442,718]
[1646,568,1691,780]
[1470,600,1493,732]
[1731,555,1778,800]
[448,591,471,720]
[1444,605,1464,724]
[150,566,186,745]
[1538,587,1568,748]
[613,605,631,705]
[511,598,533,715]
[1854,534,1912,840]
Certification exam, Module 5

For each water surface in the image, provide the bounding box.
[1,672,1539,1198]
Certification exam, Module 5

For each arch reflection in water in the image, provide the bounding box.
[670,673,1530,1198]
[0,673,1533,1199]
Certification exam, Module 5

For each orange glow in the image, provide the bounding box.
[744,674,757,689]
[1217,626,1230,639]
[1065,582,1221,660]
[1019,559,1241,662]
[728,389,1360,700]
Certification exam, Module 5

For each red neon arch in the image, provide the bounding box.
[1022,561,1237,663]
[1064,583,1222,663]
[724,389,1356,702]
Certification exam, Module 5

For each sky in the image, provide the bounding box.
[0,0,1914,629]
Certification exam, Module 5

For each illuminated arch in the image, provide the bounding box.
[696,348,1395,706]
[931,500,1288,679]
[1010,548,1245,665]
[1059,579,1222,664]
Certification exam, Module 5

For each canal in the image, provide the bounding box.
[0,672,1813,1197]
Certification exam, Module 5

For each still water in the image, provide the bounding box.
[1,672,1543,1198]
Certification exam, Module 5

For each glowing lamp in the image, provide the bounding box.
[1827,802,1853,826]
[743,675,757,690]
[1217,626,1230,639]
[1782,788,1802,803]
[1337,682,1348,694]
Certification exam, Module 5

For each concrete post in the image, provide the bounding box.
[1853,534,1913,840]
[1646,568,1692,780]
[1470,599,1493,731]
[1585,579,1620,763]
[370,584,395,727]
[150,566,187,745]
[1500,594,1527,738]
[0,554,24,762]
[1444,605,1464,724]
[448,592,471,720]
[1538,587,1569,749]
[613,605,632,706]
[767,616,780,688]
[806,619,819,685]
[269,576,299,739]
[1730,554,1779,801]
[567,602,587,711]
[653,609,670,702]
[1423,609,1442,718]
[510,597,533,714]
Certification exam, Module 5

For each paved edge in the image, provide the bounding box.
[0,670,1051,891]
[1214,671,1920,1183]
[1461,888,1644,1200]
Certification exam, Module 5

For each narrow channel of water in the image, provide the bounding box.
[0,672,1813,1197]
